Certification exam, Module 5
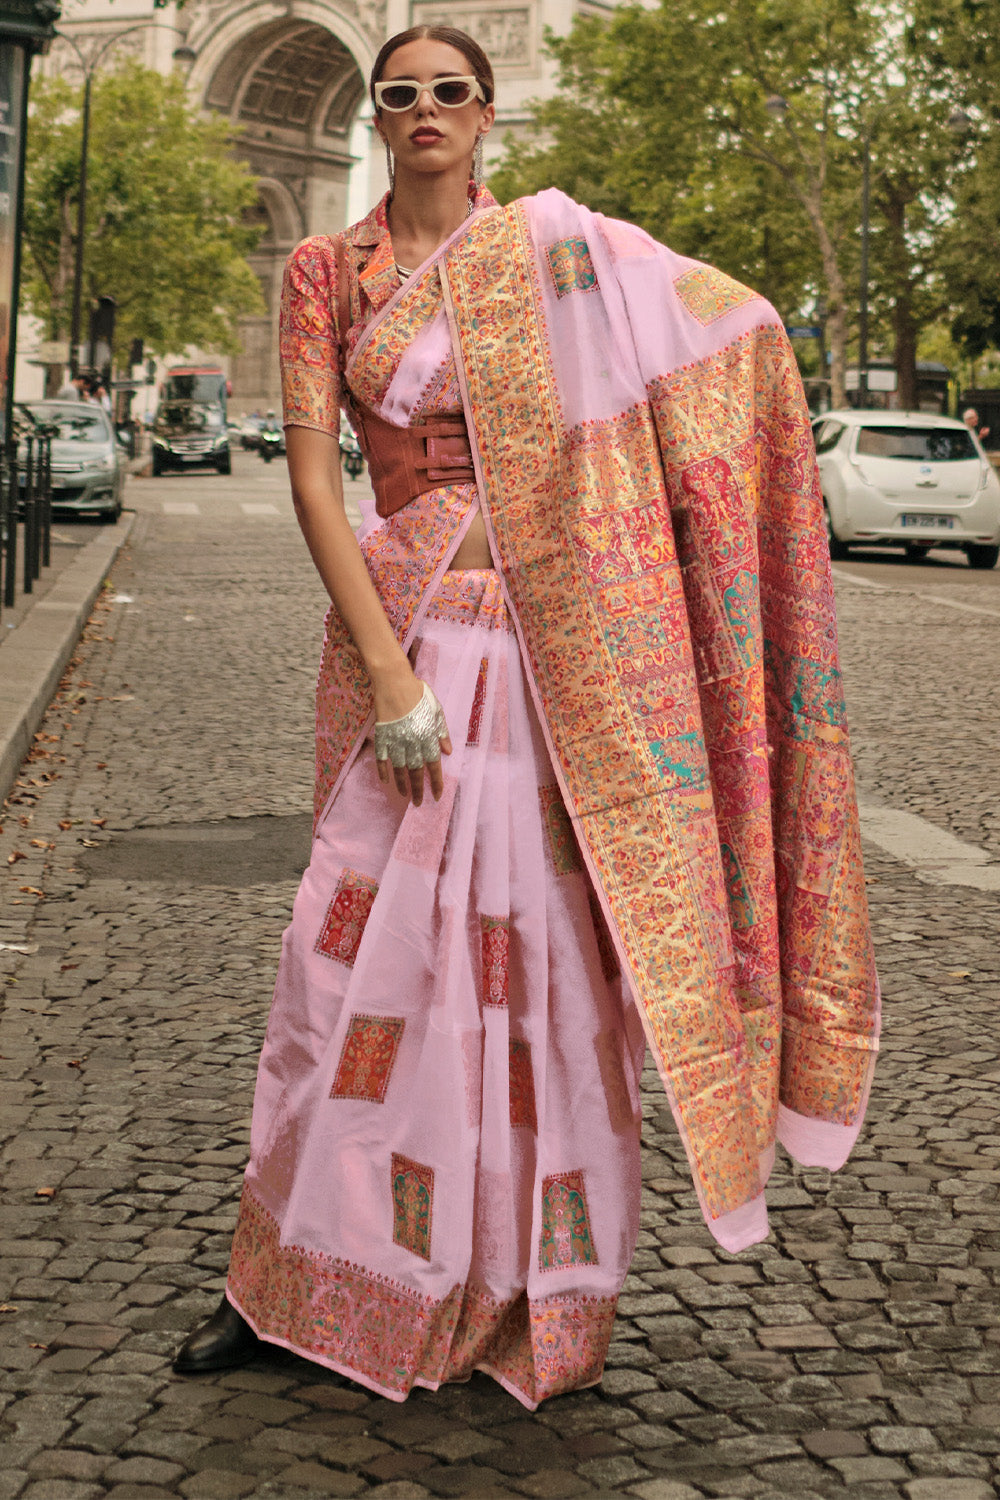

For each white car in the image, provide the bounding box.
[812,410,1000,570]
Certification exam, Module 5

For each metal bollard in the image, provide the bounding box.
[39,430,52,570]
[22,431,35,594]
[1,447,15,612]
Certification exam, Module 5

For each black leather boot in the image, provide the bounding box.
[173,1295,262,1374]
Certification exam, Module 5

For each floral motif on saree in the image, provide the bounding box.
[539,1170,599,1270]
[330,1014,405,1104]
[538,784,584,874]
[315,869,378,966]
[546,236,599,298]
[508,1038,538,1131]
[673,264,760,325]
[480,915,510,1008]
[391,1153,434,1260]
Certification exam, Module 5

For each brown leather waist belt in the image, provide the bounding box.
[352,402,476,518]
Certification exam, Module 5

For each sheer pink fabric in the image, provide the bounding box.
[227,572,646,1408]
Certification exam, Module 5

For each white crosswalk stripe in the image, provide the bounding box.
[240,502,280,515]
[161,501,200,515]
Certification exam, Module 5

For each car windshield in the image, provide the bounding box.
[23,406,108,443]
[164,373,224,403]
[856,426,977,462]
[157,402,220,430]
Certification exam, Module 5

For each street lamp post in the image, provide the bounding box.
[857,120,872,408]
[55,25,196,377]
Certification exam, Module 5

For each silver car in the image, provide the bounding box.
[19,400,125,520]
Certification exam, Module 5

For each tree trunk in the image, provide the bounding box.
[813,214,848,409]
[893,292,918,410]
[883,193,918,410]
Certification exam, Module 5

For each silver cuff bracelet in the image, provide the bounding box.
[373,681,449,770]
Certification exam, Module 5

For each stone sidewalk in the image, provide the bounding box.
[0,471,998,1500]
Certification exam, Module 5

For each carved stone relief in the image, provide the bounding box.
[410,1,535,71]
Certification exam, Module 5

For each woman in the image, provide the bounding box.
[175,26,879,1408]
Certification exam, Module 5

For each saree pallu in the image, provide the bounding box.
[228,570,646,1408]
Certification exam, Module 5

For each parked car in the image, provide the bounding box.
[17,400,125,520]
[812,411,1000,569]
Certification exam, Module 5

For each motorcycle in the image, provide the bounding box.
[259,427,284,463]
[340,414,364,480]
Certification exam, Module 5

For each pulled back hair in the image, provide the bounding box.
[370,25,495,109]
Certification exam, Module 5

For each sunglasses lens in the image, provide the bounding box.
[381,83,418,110]
[434,79,474,106]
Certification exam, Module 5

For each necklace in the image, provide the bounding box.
[390,192,477,283]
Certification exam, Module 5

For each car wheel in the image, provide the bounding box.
[904,542,930,561]
[151,449,164,477]
[965,543,1000,570]
[216,454,232,475]
[823,500,850,560]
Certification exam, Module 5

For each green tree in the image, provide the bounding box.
[492,0,994,409]
[22,62,264,372]
[907,0,1000,367]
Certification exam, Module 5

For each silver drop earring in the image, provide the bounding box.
[473,134,484,189]
[385,138,395,195]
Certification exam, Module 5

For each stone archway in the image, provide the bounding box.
[185,5,375,408]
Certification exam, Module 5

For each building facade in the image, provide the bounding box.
[39,0,608,410]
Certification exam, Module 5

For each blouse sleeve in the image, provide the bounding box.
[279,237,341,435]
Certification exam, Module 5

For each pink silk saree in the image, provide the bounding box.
[227,189,879,1403]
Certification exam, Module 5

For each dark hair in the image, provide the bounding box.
[370,25,495,110]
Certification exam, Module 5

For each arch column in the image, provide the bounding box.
[187,4,373,408]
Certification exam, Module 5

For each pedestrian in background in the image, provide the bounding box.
[963,407,991,443]
[175,25,879,1406]
[55,373,88,400]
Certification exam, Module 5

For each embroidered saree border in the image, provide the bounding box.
[228,1187,617,1407]
[441,202,877,1226]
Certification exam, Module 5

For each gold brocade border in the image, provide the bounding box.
[227,1187,618,1406]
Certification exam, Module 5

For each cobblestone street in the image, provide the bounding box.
[1,456,998,1500]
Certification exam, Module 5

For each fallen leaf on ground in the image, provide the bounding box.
[90,818,106,828]
[19,887,45,897]
[948,970,972,979]
[0,1304,18,1313]
[66,1059,83,1068]
[58,821,73,831]
[34,1188,55,1198]
[0,943,38,956]
[7,851,26,864]
[28,1343,48,1350]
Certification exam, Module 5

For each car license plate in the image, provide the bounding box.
[900,513,954,529]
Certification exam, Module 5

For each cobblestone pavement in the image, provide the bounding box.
[1,457,998,1500]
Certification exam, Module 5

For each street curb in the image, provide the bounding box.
[0,510,136,805]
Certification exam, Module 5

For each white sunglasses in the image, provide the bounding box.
[374,76,486,112]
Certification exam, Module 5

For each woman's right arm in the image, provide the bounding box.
[285,425,451,805]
